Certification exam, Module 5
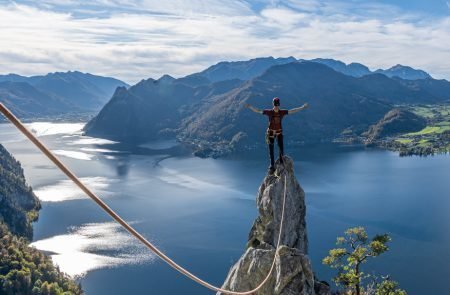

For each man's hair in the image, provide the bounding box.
[273,97,280,106]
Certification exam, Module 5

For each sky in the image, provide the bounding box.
[0,0,449,84]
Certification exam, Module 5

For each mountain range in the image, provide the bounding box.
[0,58,438,121]
[84,57,450,157]
[179,56,435,83]
[0,71,128,119]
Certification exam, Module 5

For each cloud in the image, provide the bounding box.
[18,0,254,17]
[0,1,449,84]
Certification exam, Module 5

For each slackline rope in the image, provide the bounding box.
[0,102,288,295]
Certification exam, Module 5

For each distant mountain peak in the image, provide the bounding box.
[3,73,25,78]
[388,64,417,71]
[140,77,156,84]
[0,73,28,83]
[311,58,371,77]
[112,85,128,96]
[158,74,176,83]
[182,56,298,84]
[392,64,405,69]
[375,64,431,80]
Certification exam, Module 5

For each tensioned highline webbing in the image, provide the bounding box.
[0,102,288,295]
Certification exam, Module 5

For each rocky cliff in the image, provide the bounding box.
[0,143,83,294]
[218,156,329,295]
[0,143,40,239]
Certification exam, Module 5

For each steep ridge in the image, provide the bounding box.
[0,143,82,294]
[84,77,244,141]
[0,143,40,239]
[219,157,330,295]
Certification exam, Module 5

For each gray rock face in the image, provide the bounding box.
[219,156,329,295]
[247,157,307,253]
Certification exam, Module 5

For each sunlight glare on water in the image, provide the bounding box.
[31,222,155,277]
[26,122,85,136]
[34,176,114,202]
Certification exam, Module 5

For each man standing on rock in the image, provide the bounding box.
[245,97,308,174]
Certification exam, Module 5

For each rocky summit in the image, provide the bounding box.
[218,156,330,295]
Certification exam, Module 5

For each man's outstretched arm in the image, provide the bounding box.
[289,103,309,114]
[245,103,263,114]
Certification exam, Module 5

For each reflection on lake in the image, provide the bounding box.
[31,222,154,276]
[26,122,85,136]
[34,176,114,202]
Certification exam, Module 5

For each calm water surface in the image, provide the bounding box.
[0,122,449,295]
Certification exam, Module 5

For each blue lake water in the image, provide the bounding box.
[1,122,449,295]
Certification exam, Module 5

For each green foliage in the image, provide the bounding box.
[0,145,82,294]
[0,144,41,239]
[389,104,450,156]
[394,138,412,144]
[401,124,450,153]
[405,126,450,136]
[375,279,407,295]
[323,227,406,295]
[0,223,83,295]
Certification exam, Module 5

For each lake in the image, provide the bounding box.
[1,122,449,295]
